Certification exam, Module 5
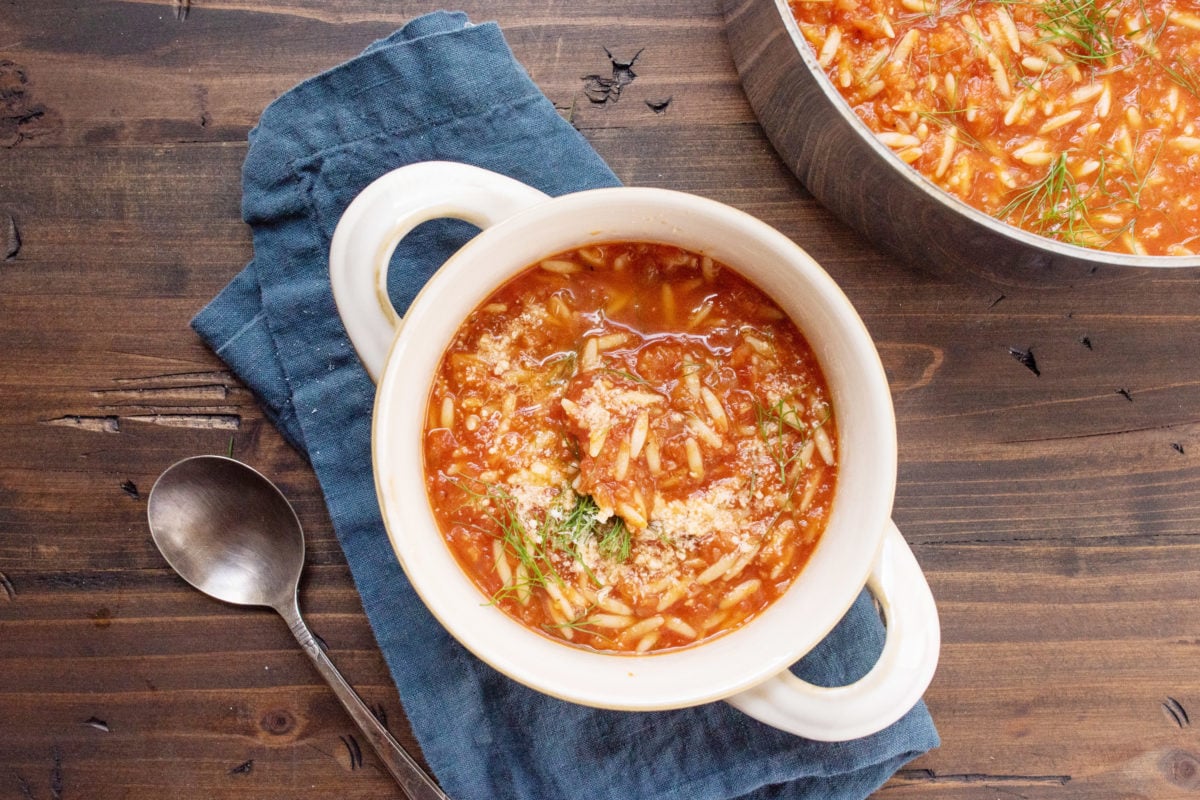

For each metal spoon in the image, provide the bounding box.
[147,455,450,800]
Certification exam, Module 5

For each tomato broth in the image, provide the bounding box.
[423,242,838,654]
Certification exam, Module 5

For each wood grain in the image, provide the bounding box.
[3,1,1200,798]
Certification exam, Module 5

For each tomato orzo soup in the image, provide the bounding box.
[789,0,1200,255]
[423,243,837,654]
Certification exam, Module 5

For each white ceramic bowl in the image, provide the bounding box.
[329,161,939,740]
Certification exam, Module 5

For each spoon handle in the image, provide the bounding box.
[277,599,453,800]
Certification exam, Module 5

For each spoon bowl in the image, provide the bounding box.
[147,455,450,800]
[148,455,302,609]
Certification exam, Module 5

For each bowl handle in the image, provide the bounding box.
[724,521,939,740]
[329,161,550,383]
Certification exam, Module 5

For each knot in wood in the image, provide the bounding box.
[260,709,295,735]
[1160,749,1200,790]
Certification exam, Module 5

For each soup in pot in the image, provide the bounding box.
[789,0,1200,256]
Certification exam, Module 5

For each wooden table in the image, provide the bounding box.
[3,1,1199,798]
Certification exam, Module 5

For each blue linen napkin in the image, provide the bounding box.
[192,11,938,799]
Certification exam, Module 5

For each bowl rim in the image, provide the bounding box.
[368,185,901,709]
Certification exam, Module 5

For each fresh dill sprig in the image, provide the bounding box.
[544,494,631,586]
[597,366,654,388]
[452,481,630,606]
[541,604,616,644]
[1100,136,1159,209]
[1000,137,1162,248]
[1086,135,1162,244]
[1034,0,1122,63]
[1161,58,1200,100]
[455,479,559,592]
[597,517,631,562]
[917,108,983,150]
[544,493,601,583]
[753,394,810,487]
[998,152,1102,245]
[753,397,833,531]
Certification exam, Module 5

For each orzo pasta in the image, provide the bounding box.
[789,0,1200,255]
[423,242,837,654]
